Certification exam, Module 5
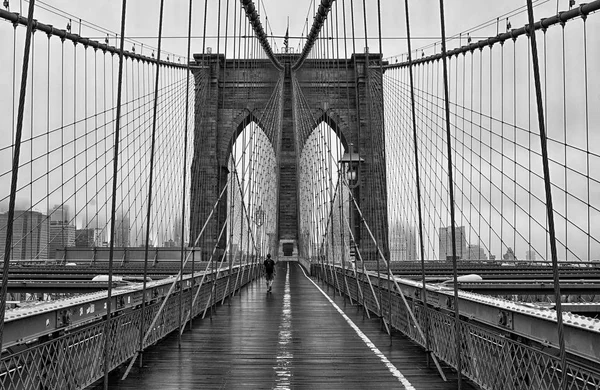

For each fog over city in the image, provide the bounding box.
[1,0,598,261]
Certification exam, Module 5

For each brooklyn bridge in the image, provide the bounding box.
[1,0,599,388]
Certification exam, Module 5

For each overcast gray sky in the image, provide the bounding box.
[1,0,597,258]
[2,0,570,60]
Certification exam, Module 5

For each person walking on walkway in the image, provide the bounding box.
[263,254,276,292]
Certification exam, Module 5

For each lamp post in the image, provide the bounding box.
[339,143,364,257]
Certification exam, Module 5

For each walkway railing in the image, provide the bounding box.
[313,263,600,389]
[0,264,258,389]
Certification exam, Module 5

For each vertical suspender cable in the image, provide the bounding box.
[334,0,352,304]
[374,0,393,339]
[360,0,382,320]
[582,16,590,261]
[215,0,223,306]
[46,33,51,267]
[403,0,431,365]
[500,42,505,257]
[196,0,209,258]
[84,43,89,232]
[561,25,568,260]
[134,54,141,246]
[205,0,216,320]
[11,20,16,159]
[0,0,36,353]
[104,1,127,388]
[222,0,237,304]
[342,0,363,308]
[103,48,108,237]
[179,0,194,344]
[29,30,35,259]
[372,0,392,336]
[437,0,462,387]
[349,0,360,149]
[140,0,166,363]
[73,36,78,237]
[61,41,65,259]
[348,2,366,289]
[524,0,567,384]
[539,31,544,259]
[488,46,493,254]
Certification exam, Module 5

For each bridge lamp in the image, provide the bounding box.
[339,143,364,256]
[339,143,364,189]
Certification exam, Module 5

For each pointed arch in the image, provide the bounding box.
[309,108,350,151]
[225,109,274,160]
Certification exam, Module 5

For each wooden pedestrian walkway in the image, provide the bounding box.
[92,261,475,389]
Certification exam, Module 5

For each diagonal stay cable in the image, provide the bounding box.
[121,183,229,379]
[344,176,447,377]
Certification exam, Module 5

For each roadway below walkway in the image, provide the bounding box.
[92,261,474,389]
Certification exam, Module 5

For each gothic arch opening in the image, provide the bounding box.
[298,121,347,259]
[227,121,277,260]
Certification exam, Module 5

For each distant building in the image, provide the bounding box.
[466,244,488,261]
[138,233,154,248]
[489,253,496,261]
[503,247,517,261]
[163,239,177,247]
[390,223,417,261]
[113,214,130,247]
[0,210,49,260]
[525,250,537,261]
[439,226,467,261]
[48,222,75,258]
[50,204,70,224]
[75,228,104,247]
[173,216,183,246]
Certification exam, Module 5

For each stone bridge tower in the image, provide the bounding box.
[189,53,388,261]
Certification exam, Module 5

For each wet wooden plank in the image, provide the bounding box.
[91,262,476,389]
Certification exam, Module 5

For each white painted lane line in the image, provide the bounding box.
[299,265,416,390]
[274,263,292,389]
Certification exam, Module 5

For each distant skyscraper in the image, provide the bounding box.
[173,216,183,246]
[439,226,467,261]
[466,244,488,261]
[75,228,104,247]
[138,232,154,248]
[48,222,75,259]
[503,247,517,262]
[114,214,130,247]
[50,204,70,224]
[390,223,417,261]
[0,210,49,260]
[525,250,537,261]
[163,239,177,247]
